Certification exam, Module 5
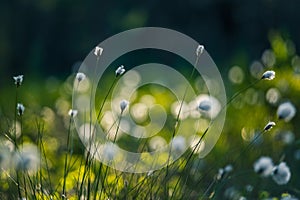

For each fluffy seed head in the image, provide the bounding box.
[120,100,129,113]
[13,75,24,87]
[94,46,103,56]
[17,103,25,116]
[253,156,274,177]
[277,102,296,122]
[272,162,291,185]
[196,45,205,57]
[264,121,276,131]
[115,65,125,77]
[68,109,78,117]
[14,144,40,174]
[261,70,275,80]
[76,72,86,82]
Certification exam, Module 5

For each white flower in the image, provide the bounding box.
[253,156,274,177]
[68,109,78,117]
[76,72,86,82]
[13,75,23,87]
[272,162,291,185]
[261,70,275,80]
[277,102,296,122]
[94,46,103,56]
[196,45,205,57]
[115,65,125,77]
[120,100,129,113]
[264,121,276,131]
[17,103,25,116]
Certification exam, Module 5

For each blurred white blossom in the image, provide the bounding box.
[272,162,291,185]
[261,70,275,80]
[14,144,40,174]
[277,102,296,122]
[195,95,221,119]
[254,156,274,177]
[171,136,186,153]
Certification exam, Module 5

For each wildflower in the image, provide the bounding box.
[277,102,296,122]
[196,44,204,57]
[261,70,275,80]
[253,156,274,177]
[115,65,125,77]
[13,75,23,87]
[264,121,276,131]
[68,109,78,117]
[272,162,291,185]
[94,46,103,56]
[76,72,86,82]
[120,100,129,113]
[17,103,25,116]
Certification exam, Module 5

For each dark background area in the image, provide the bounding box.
[0,0,299,82]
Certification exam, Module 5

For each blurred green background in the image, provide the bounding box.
[1,0,300,80]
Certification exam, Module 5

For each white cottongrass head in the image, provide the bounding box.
[261,70,275,80]
[68,109,78,117]
[14,144,40,174]
[196,44,205,57]
[254,156,274,177]
[76,72,86,83]
[264,121,276,131]
[94,46,103,57]
[13,75,24,87]
[272,162,291,185]
[171,136,186,154]
[17,103,25,116]
[120,100,129,113]
[115,65,125,77]
[277,102,296,122]
[195,95,221,119]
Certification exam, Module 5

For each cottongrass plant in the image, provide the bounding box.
[1,40,299,199]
